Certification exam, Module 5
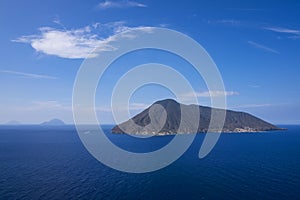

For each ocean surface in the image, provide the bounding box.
[0,125,299,200]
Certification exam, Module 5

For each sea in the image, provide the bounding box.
[0,125,299,200]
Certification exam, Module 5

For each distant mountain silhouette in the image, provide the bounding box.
[40,119,65,126]
[5,120,22,125]
[112,99,283,135]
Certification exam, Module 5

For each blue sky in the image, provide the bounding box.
[0,0,299,124]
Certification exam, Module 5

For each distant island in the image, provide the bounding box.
[40,119,65,126]
[112,99,284,135]
[5,120,22,125]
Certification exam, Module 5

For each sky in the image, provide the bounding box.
[0,0,300,124]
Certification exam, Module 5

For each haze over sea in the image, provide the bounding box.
[0,125,299,199]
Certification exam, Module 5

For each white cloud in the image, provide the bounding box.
[216,19,241,26]
[97,0,147,9]
[288,35,300,39]
[248,84,261,88]
[96,102,149,112]
[264,26,300,34]
[230,102,289,109]
[226,8,264,12]
[13,23,154,59]
[0,70,58,79]
[229,103,273,109]
[129,102,149,110]
[2,101,70,117]
[181,90,239,99]
[248,41,279,54]
[205,19,242,27]
[24,101,71,111]
[263,26,300,40]
[13,26,114,59]
[10,100,72,112]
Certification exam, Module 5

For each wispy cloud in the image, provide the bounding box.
[199,91,239,97]
[205,19,242,27]
[248,84,261,88]
[264,26,300,34]
[31,101,71,111]
[96,102,149,112]
[0,70,58,79]
[248,41,279,54]
[13,23,154,59]
[19,101,148,113]
[226,8,264,12]
[229,102,289,109]
[263,26,300,39]
[97,0,147,9]
[230,103,272,109]
[181,90,239,99]
[287,35,300,39]
[216,19,241,26]
[8,101,71,112]
[129,102,149,110]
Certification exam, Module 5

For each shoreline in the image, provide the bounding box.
[111,128,287,136]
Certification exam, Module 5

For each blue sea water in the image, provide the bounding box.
[0,125,299,200]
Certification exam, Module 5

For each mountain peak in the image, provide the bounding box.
[112,99,283,135]
[40,119,65,126]
[152,98,180,108]
[154,98,178,104]
[5,120,22,125]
